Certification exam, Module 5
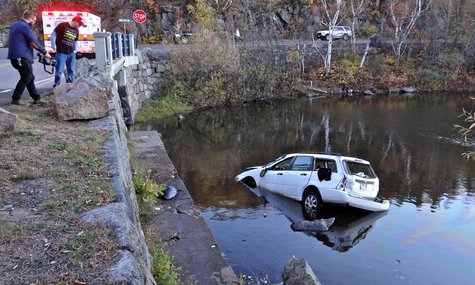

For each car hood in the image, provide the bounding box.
[235,165,263,182]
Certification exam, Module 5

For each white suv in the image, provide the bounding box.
[236,152,389,220]
[316,26,352,41]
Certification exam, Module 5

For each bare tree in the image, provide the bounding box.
[209,0,233,12]
[349,0,366,44]
[387,0,431,63]
[315,0,344,75]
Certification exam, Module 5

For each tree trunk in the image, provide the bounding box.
[356,42,370,82]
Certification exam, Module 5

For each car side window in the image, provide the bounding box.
[272,157,293,170]
[290,156,313,171]
[315,159,338,173]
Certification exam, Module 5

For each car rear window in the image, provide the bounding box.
[343,161,377,178]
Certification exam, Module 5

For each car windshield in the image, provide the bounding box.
[265,154,287,167]
[343,161,376,178]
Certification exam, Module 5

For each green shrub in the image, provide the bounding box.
[402,59,418,85]
[356,24,379,38]
[171,27,299,106]
[417,69,444,89]
[135,91,192,124]
[150,245,181,285]
[133,170,165,203]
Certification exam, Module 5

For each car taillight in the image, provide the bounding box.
[338,176,347,191]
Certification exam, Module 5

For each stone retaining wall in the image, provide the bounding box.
[80,83,156,284]
[121,49,175,123]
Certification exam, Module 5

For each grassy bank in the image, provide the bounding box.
[0,96,118,284]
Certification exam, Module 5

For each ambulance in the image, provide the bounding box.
[42,11,101,56]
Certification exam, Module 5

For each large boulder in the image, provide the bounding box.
[0,107,18,134]
[53,79,110,121]
[75,57,93,81]
[282,258,321,285]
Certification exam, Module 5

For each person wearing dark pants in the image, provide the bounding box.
[7,10,51,105]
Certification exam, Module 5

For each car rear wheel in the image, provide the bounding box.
[302,191,322,220]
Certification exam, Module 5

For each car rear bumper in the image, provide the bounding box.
[323,191,389,211]
[347,196,390,211]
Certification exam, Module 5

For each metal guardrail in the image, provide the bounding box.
[93,31,138,76]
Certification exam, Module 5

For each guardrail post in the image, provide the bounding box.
[128,34,136,56]
[93,31,111,72]
[106,33,113,65]
[122,34,129,56]
[116,32,123,58]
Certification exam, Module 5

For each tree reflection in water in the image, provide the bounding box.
[139,93,475,211]
[134,93,475,285]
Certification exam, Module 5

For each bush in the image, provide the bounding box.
[133,170,164,203]
[170,27,299,106]
[356,24,379,38]
[150,246,181,285]
[135,91,192,124]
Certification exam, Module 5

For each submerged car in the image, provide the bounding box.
[236,152,390,220]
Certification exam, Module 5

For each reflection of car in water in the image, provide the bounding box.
[241,184,387,252]
[314,207,387,252]
[236,152,389,220]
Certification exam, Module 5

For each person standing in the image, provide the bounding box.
[51,15,84,88]
[7,10,51,105]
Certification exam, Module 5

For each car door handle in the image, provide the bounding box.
[300,173,307,176]
[277,173,283,175]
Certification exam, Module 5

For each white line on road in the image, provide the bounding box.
[36,77,54,87]
[0,77,53,93]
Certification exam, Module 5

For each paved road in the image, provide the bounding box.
[0,59,54,104]
[0,48,58,104]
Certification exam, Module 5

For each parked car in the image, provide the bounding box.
[173,31,193,44]
[316,26,352,41]
[235,152,389,220]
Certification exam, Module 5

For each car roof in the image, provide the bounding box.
[280,152,370,164]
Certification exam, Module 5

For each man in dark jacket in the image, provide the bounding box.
[8,10,51,105]
[51,15,84,87]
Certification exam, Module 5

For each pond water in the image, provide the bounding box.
[134,93,475,285]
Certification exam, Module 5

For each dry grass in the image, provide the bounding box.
[0,97,120,284]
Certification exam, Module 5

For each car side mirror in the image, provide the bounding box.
[260,169,267,177]
[317,168,332,181]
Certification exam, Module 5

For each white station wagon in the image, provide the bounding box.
[236,152,390,220]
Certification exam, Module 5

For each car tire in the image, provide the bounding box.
[302,190,322,220]
[343,34,349,40]
[324,35,329,41]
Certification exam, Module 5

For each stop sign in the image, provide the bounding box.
[133,9,147,23]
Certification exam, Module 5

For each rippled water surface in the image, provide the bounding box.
[134,93,475,284]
